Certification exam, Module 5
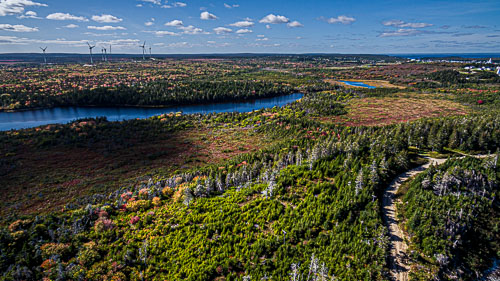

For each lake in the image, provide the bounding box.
[339,81,376,89]
[0,93,303,131]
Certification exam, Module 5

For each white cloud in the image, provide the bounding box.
[0,23,38,32]
[0,0,47,17]
[236,28,252,34]
[161,2,186,8]
[256,37,268,41]
[154,30,179,36]
[0,35,87,46]
[229,20,253,27]
[17,10,39,18]
[88,25,126,31]
[178,25,208,35]
[382,20,433,28]
[145,21,154,26]
[287,21,303,28]
[378,28,421,37]
[91,14,122,23]
[63,24,78,28]
[141,0,160,5]
[224,3,239,8]
[324,15,356,25]
[46,12,88,21]
[214,26,232,34]
[173,2,186,7]
[266,24,271,29]
[165,19,183,26]
[200,11,217,20]
[259,14,289,24]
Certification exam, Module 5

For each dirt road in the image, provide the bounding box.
[382,157,447,281]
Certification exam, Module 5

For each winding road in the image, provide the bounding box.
[382,157,447,281]
[382,154,492,280]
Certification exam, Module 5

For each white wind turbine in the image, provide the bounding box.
[139,41,146,60]
[87,42,96,64]
[39,46,47,64]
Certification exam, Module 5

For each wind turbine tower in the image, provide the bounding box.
[87,42,96,65]
[39,46,47,64]
[140,41,146,60]
[149,46,152,59]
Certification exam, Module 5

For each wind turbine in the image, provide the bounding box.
[109,44,112,61]
[103,47,107,62]
[87,42,96,64]
[39,46,47,64]
[139,41,146,60]
[149,46,152,59]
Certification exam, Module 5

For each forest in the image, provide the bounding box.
[0,57,499,280]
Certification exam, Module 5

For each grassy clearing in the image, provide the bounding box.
[0,124,272,216]
[320,97,467,126]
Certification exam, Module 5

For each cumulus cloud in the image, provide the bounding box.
[46,12,88,21]
[287,21,303,28]
[178,25,208,35]
[322,15,356,25]
[236,28,252,34]
[229,20,253,27]
[91,14,122,23]
[87,25,126,31]
[17,10,39,18]
[144,21,154,26]
[165,19,183,26]
[0,0,47,17]
[200,11,217,20]
[63,24,78,28]
[0,23,38,32]
[259,14,289,24]
[213,26,232,34]
[382,20,432,28]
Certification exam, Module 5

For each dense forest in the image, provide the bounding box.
[400,156,499,280]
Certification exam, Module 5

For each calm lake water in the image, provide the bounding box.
[339,81,376,89]
[0,93,303,131]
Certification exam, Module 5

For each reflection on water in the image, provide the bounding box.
[0,93,303,131]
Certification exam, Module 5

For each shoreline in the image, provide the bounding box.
[0,92,302,113]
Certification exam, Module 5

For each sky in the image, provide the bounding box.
[0,0,499,54]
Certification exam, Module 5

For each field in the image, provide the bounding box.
[0,119,275,216]
[323,96,467,126]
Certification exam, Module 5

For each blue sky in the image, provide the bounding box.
[0,0,499,54]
